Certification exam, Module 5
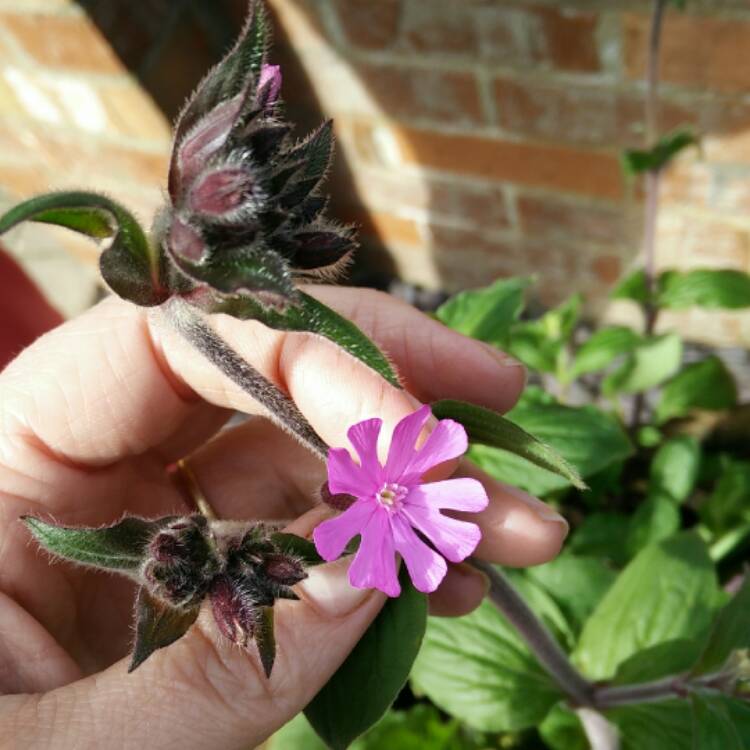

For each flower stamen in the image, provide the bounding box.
[376,482,407,510]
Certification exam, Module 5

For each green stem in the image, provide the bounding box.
[163,297,328,460]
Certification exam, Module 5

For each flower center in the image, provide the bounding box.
[376,482,407,511]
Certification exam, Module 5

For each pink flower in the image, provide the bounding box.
[313,406,489,597]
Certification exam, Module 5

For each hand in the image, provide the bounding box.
[0,286,567,749]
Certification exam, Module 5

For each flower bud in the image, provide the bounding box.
[320,482,356,511]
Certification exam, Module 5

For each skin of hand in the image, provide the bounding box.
[0,285,568,750]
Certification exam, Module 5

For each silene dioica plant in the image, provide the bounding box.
[1,1,748,748]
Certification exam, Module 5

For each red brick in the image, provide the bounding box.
[400,3,477,55]
[623,12,750,93]
[592,255,623,284]
[332,0,401,50]
[2,13,123,74]
[428,179,512,230]
[343,208,423,248]
[480,5,601,72]
[518,193,627,244]
[354,63,483,127]
[354,123,624,200]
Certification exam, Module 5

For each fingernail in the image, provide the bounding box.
[483,344,525,371]
[501,483,569,535]
[299,557,375,618]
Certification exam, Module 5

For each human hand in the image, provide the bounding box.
[0,286,567,749]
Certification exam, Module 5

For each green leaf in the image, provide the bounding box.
[602,333,682,396]
[613,638,705,684]
[613,268,649,304]
[568,512,631,566]
[574,533,721,680]
[0,191,163,306]
[650,436,701,502]
[570,326,641,378]
[270,532,323,566]
[255,605,276,678]
[304,571,427,750]
[411,578,564,732]
[129,587,199,672]
[524,554,617,635]
[539,705,588,750]
[432,399,586,490]
[656,356,738,424]
[507,294,583,374]
[622,128,698,175]
[658,269,750,310]
[700,460,750,534]
[212,290,400,387]
[626,493,681,557]
[23,515,164,572]
[467,391,632,496]
[692,577,750,675]
[608,701,692,750]
[435,277,530,346]
[691,695,745,750]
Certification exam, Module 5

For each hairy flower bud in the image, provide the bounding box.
[142,516,220,608]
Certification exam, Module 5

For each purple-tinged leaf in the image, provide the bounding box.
[129,587,199,672]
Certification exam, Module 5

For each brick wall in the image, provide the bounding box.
[1,1,750,345]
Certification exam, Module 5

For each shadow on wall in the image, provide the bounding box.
[80,0,750,324]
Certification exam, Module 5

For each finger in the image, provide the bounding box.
[427,563,489,617]
[2,513,386,750]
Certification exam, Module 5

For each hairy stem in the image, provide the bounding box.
[163,297,328,460]
[576,708,620,750]
[469,559,595,707]
[631,0,667,431]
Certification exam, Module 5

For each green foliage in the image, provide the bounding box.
[538,705,588,750]
[622,128,698,175]
[690,696,748,750]
[613,638,704,684]
[656,356,738,423]
[411,577,564,732]
[602,333,682,396]
[435,277,530,346]
[569,326,641,379]
[700,459,750,534]
[432,399,586,489]
[468,388,632,496]
[613,268,650,304]
[625,493,681,556]
[658,269,750,310]
[574,533,721,680]
[305,571,427,750]
[607,701,693,750]
[649,436,701,502]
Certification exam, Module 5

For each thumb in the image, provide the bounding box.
[6,512,384,750]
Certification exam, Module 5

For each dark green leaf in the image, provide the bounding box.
[700,460,750,534]
[525,554,617,634]
[669,0,687,9]
[691,695,745,750]
[650,436,701,502]
[435,277,530,346]
[255,605,276,678]
[129,587,199,672]
[539,705,588,750]
[626,493,681,557]
[613,638,705,684]
[305,571,427,750]
[693,577,750,675]
[0,191,163,306]
[210,290,400,387]
[603,333,682,396]
[622,128,698,175]
[568,512,631,566]
[466,391,632,496]
[656,356,738,424]
[23,515,164,572]
[270,532,323,566]
[432,399,586,489]
[283,121,335,197]
[411,577,564,732]
[607,701,692,750]
[570,326,641,379]
[658,269,750,310]
[613,268,649,304]
[575,533,721,680]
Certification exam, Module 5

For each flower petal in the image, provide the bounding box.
[348,509,400,597]
[327,447,377,497]
[391,514,447,593]
[384,405,432,482]
[313,500,374,561]
[347,418,383,478]
[402,419,468,481]
[407,477,489,513]
[402,505,482,563]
